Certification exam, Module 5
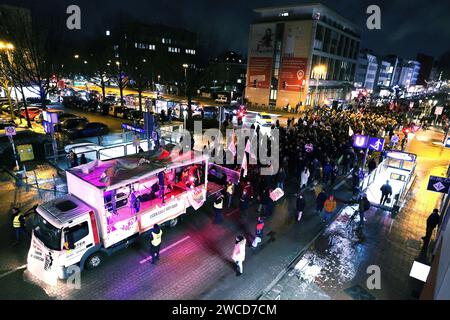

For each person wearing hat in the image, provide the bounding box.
[232,235,246,276]
[422,209,441,245]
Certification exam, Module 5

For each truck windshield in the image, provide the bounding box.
[33,214,61,251]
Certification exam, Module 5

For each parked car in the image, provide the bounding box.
[20,106,42,121]
[116,107,133,119]
[109,105,125,117]
[201,106,219,119]
[57,117,89,133]
[26,97,51,106]
[66,122,109,140]
[215,96,228,103]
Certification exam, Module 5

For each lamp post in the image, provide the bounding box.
[182,63,188,98]
[312,64,327,108]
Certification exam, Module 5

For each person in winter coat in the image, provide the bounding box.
[12,207,27,242]
[422,209,441,245]
[322,161,333,183]
[232,235,247,276]
[296,193,306,222]
[316,189,328,214]
[300,167,310,190]
[239,189,250,219]
[213,192,225,224]
[277,168,286,189]
[358,194,371,225]
[380,180,392,205]
[323,195,337,223]
[251,216,265,248]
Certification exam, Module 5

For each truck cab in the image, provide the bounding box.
[28,194,101,284]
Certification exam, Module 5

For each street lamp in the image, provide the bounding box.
[182,63,188,97]
[74,54,79,59]
[311,64,327,107]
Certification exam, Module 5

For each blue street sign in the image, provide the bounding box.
[445,136,450,148]
[121,123,145,134]
[427,176,450,194]
[368,137,385,151]
[353,135,369,148]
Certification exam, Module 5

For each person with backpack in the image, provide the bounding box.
[358,194,371,226]
[251,216,265,248]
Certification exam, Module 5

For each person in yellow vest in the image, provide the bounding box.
[149,224,163,264]
[12,207,27,242]
[323,195,337,224]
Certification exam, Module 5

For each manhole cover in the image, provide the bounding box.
[344,284,376,300]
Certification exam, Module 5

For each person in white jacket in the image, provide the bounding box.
[300,167,310,190]
[232,235,247,276]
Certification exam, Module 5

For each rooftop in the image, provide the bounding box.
[67,146,207,191]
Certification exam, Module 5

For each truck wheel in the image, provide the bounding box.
[85,252,103,270]
[168,218,178,228]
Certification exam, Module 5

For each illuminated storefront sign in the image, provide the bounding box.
[353,135,369,148]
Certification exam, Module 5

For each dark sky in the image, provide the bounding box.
[2,0,450,60]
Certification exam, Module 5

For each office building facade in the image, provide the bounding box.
[245,4,361,109]
[355,49,378,91]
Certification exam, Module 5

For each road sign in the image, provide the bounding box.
[368,137,384,152]
[435,106,444,115]
[305,143,314,153]
[5,126,16,136]
[353,135,369,148]
[445,136,450,148]
[427,176,450,194]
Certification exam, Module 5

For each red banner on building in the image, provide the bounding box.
[247,57,272,89]
[278,57,308,92]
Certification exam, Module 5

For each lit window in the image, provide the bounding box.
[279,12,289,17]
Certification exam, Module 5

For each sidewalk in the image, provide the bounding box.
[260,128,449,300]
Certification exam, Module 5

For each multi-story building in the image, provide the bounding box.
[205,50,247,94]
[396,59,421,88]
[245,3,361,109]
[355,49,378,91]
[106,22,199,83]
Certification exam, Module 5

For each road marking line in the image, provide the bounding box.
[0,264,27,280]
[139,236,191,264]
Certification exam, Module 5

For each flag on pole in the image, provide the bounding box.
[228,131,236,157]
[241,153,248,177]
[348,126,354,137]
[245,138,257,161]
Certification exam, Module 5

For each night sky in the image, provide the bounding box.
[2,0,450,60]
